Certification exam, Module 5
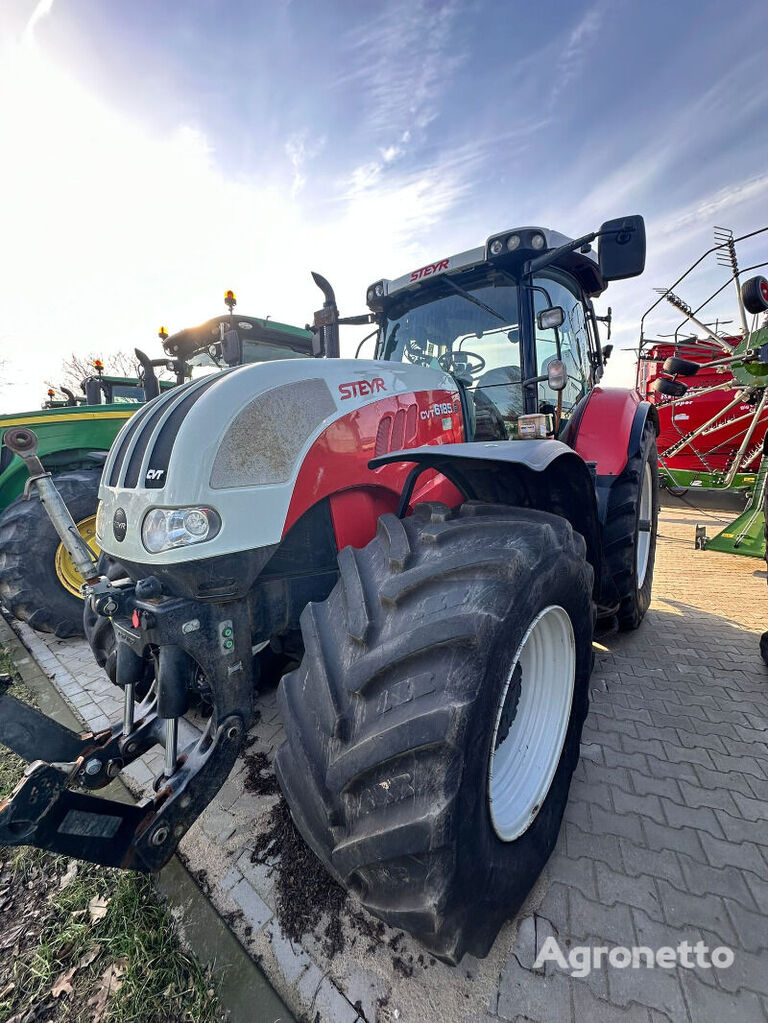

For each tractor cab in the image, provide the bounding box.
[42,360,176,410]
[80,374,177,406]
[41,294,315,410]
[368,220,644,441]
[160,292,313,377]
[42,388,70,409]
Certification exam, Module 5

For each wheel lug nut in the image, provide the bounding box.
[85,758,101,776]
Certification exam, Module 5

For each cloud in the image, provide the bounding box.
[284,132,325,197]
[22,0,55,45]
[0,35,474,410]
[0,43,317,409]
[548,1,609,107]
[285,135,307,196]
[654,174,768,241]
[332,0,468,152]
[380,145,401,164]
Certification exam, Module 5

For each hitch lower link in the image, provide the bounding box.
[0,584,254,870]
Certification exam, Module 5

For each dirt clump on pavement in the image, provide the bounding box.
[251,797,348,957]
[243,750,281,796]
[248,794,422,976]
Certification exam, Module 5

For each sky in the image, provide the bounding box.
[1,0,767,411]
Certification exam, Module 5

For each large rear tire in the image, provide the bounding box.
[275,502,594,963]
[0,468,102,638]
[604,421,659,631]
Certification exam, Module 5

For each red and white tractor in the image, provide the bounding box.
[0,215,657,963]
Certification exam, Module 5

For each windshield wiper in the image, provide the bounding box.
[443,278,507,323]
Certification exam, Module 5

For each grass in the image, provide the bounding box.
[0,640,225,1023]
[0,645,27,798]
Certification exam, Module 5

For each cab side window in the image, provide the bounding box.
[533,274,592,414]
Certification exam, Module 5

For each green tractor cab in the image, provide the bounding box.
[0,297,312,637]
[165,314,314,369]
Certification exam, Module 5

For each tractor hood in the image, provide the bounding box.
[96,359,456,566]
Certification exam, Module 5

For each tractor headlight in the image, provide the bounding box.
[141,506,221,554]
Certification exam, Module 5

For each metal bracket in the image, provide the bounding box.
[22,471,53,500]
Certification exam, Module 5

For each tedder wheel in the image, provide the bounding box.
[0,468,102,638]
[603,420,659,631]
[741,275,768,315]
[662,356,700,377]
[275,501,594,963]
[651,377,688,398]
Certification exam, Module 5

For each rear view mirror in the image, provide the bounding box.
[221,329,243,367]
[537,306,565,331]
[598,215,646,281]
[84,378,102,405]
[547,359,568,391]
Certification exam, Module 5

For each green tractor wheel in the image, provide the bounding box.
[0,468,102,638]
[54,513,100,597]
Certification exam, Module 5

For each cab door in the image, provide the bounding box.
[533,271,594,425]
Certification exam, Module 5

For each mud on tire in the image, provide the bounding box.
[0,468,101,638]
[275,502,594,963]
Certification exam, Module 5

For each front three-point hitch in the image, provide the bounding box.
[0,427,253,869]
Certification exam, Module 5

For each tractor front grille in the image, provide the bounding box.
[104,372,228,490]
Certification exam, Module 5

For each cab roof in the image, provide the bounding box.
[368,226,606,308]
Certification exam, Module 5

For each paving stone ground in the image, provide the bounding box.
[6,499,768,1023]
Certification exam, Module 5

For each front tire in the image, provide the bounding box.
[275,502,594,963]
[0,468,102,638]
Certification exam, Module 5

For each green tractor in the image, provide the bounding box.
[0,296,312,637]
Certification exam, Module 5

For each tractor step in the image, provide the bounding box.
[0,689,244,871]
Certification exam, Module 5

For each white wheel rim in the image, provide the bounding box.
[636,460,653,588]
[488,605,575,841]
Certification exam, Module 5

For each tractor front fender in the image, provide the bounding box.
[564,386,659,479]
[369,439,602,595]
[561,387,659,523]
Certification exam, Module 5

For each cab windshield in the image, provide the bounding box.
[379,278,524,438]
[108,383,145,404]
[188,340,310,378]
